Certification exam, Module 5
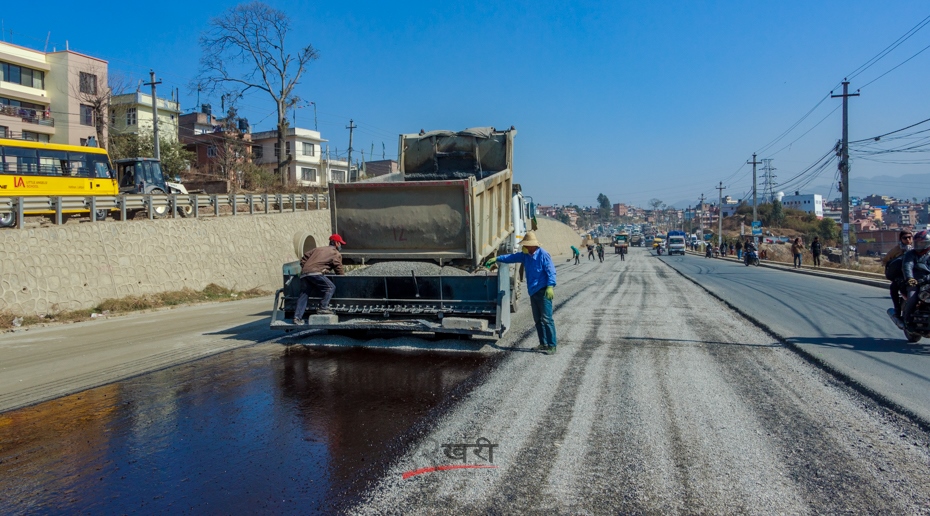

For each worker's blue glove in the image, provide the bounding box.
[544,286,554,300]
[484,257,497,268]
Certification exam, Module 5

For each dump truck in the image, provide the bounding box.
[613,232,629,254]
[270,127,531,339]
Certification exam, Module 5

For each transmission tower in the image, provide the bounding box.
[760,159,777,203]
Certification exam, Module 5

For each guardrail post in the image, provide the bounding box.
[119,195,127,221]
[315,194,320,210]
[231,194,237,216]
[213,195,219,217]
[169,194,177,218]
[54,197,63,225]
[89,196,96,223]
[289,194,295,212]
[248,194,254,215]
[15,197,24,229]
[193,194,199,218]
[277,194,283,213]
[303,194,309,211]
[261,194,268,214]
[147,195,154,220]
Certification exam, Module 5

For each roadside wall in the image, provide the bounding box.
[0,212,331,315]
[535,217,581,258]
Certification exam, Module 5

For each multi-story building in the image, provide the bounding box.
[251,127,356,187]
[1,40,107,146]
[179,106,252,183]
[110,91,180,143]
[780,193,824,218]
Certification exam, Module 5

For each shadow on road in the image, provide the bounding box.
[617,336,782,348]
[787,335,930,356]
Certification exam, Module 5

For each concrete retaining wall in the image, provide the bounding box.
[0,212,331,316]
[0,213,580,316]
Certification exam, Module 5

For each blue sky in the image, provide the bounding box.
[4,1,930,207]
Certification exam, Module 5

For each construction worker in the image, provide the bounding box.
[293,234,346,324]
[485,231,558,355]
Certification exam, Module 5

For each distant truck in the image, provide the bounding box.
[613,233,629,254]
[630,233,643,247]
[270,127,529,340]
[667,230,687,255]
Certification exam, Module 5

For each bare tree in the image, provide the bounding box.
[71,66,127,149]
[196,1,319,185]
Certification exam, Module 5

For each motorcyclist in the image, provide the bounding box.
[743,238,757,264]
[901,230,930,330]
[884,230,912,323]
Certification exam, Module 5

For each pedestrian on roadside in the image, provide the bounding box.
[811,237,823,267]
[736,240,743,260]
[587,244,595,261]
[293,234,347,324]
[791,237,804,268]
[719,241,727,257]
[619,244,627,261]
[597,243,605,262]
[571,245,581,265]
[729,243,735,256]
[485,231,558,355]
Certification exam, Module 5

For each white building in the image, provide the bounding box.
[251,127,357,187]
[110,91,180,143]
[781,193,824,219]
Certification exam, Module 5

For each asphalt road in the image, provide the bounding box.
[351,249,930,513]
[2,248,929,513]
[659,252,930,425]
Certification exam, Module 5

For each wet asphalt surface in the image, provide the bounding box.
[0,344,492,514]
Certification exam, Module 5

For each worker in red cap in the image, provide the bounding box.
[293,234,346,324]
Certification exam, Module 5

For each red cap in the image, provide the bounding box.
[330,234,347,245]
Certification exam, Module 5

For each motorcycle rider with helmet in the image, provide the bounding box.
[901,230,930,329]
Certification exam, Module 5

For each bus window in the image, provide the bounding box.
[67,152,89,177]
[87,154,113,179]
[1,147,38,174]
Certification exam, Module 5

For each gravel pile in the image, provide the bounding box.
[347,261,473,276]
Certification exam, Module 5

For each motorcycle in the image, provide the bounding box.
[888,278,930,343]
[744,249,760,266]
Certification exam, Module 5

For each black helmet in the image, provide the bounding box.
[915,230,930,251]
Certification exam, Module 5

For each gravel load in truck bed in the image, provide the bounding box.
[346,262,475,276]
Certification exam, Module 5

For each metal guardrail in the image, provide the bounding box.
[0,193,330,229]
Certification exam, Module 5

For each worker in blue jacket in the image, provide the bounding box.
[485,231,558,355]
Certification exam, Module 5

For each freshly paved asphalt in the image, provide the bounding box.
[660,253,930,425]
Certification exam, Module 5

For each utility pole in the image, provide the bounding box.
[698,193,705,241]
[716,182,725,249]
[832,79,859,267]
[144,70,162,160]
[747,153,761,243]
[346,119,356,181]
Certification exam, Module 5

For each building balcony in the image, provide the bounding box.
[0,103,54,127]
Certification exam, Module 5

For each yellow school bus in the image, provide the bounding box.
[0,138,118,227]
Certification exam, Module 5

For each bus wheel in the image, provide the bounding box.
[0,211,15,228]
[95,209,108,221]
